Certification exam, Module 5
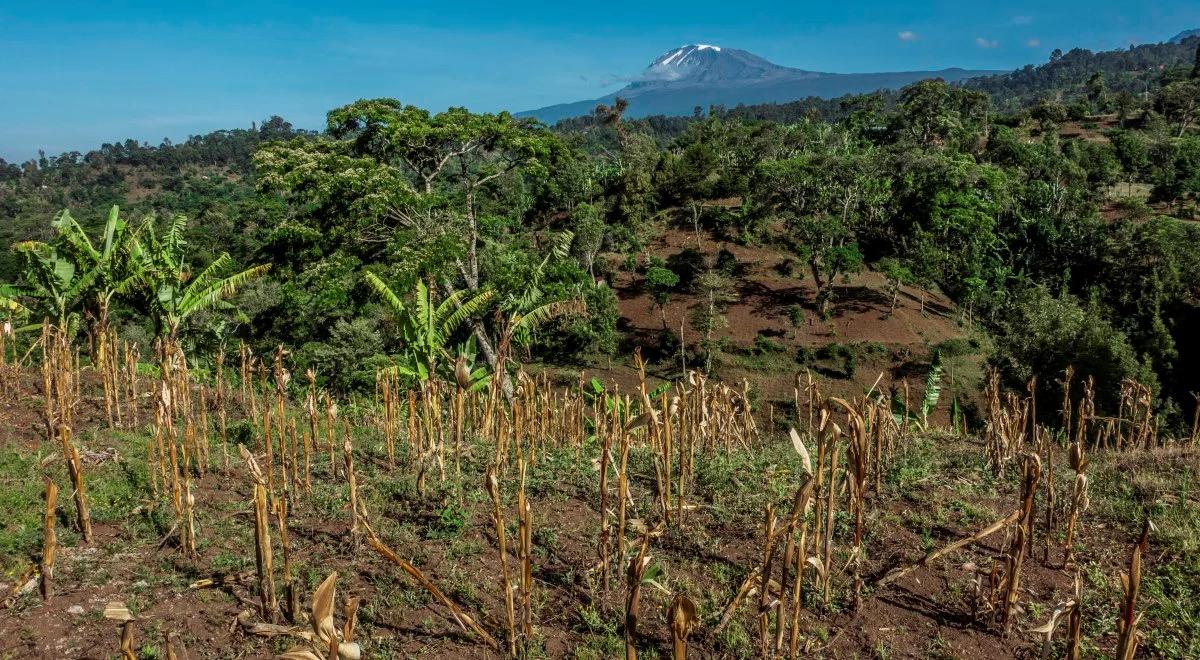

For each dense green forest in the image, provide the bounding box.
[3,37,1200,425]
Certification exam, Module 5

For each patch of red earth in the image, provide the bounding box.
[1,369,159,452]
[569,227,973,424]
[609,227,960,350]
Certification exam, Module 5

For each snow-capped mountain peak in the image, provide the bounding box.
[519,44,1000,123]
[653,44,722,67]
[643,44,791,83]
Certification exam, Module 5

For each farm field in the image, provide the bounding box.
[1,345,1198,658]
[3,16,1200,660]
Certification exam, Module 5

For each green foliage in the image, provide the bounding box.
[786,303,806,327]
[428,503,470,540]
[994,286,1151,413]
[363,275,493,382]
[1154,79,1200,136]
[755,149,880,315]
[890,352,943,430]
[132,214,271,340]
[5,49,1200,415]
[0,448,46,574]
[569,203,605,278]
[644,263,679,308]
[294,318,391,393]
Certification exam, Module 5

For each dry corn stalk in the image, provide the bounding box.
[876,508,1021,589]
[758,504,777,657]
[1191,391,1200,447]
[1062,431,1090,565]
[241,446,278,622]
[216,349,229,473]
[278,572,362,659]
[777,435,814,656]
[517,459,534,649]
[343,424,359,542]
[40,479,57,602]
[305,369,318,489]
[1115,520,1150,660]
[343,596,361,649]
[788,482,817,656]
[624,531,652,660]
[454,356,469,482]
[485,466,518,657]
[616,424,631,570]
[819,417,840,610]
[276,498,299,623]
[598,404,614,595]
[998,453,1040,633]
[103,601,137,660]
[1067,572,1082,660]
[713,567,762,635]
[324,394,338,475]
[62,427,93,543]
[1029,576,1080,660]
[180,424,197,555]
[983,369,1029,476]
[838,402,869,612]
[669,594,697,660]
[360,511,499,650]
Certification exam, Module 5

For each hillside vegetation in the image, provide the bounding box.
[0,34,1199,660]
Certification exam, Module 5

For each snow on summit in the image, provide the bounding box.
[652,44,723,68]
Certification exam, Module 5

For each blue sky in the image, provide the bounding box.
[1,1,1197,161]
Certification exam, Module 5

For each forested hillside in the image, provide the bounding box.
[2,37,1200,426]
[552,36,1199,137]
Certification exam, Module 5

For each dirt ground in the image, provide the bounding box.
[2,366,1192,659]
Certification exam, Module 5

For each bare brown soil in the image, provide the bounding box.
[0,369,1174,659]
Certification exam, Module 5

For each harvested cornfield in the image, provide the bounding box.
[2,337,1198,658]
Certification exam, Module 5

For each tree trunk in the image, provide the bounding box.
[471,322,512,401]
[679,315,687,377]
[704,289,715,374]
[809,259,827,317]
[462,161,481,291]
[438,280,512,402]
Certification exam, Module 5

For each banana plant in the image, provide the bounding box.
[10,239,100,334]
[363,273,494,382]
[452,335,492,392]
[0,283,32,337]
[499,230,587,353]
[891,350,944,431]
[50,207,142,355]
[131,215,271,344]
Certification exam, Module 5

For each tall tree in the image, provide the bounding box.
[261,99,565,372]
[1155,80,1200,137]
[756,151,886,316]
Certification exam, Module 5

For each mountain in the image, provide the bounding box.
[1170,29,1200,43]
[519,45,999,123]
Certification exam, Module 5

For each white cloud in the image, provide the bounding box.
[975,37,999,49]
[1011,15,1033,26]
[1026,38,1041,48]
[897,30,919,42]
